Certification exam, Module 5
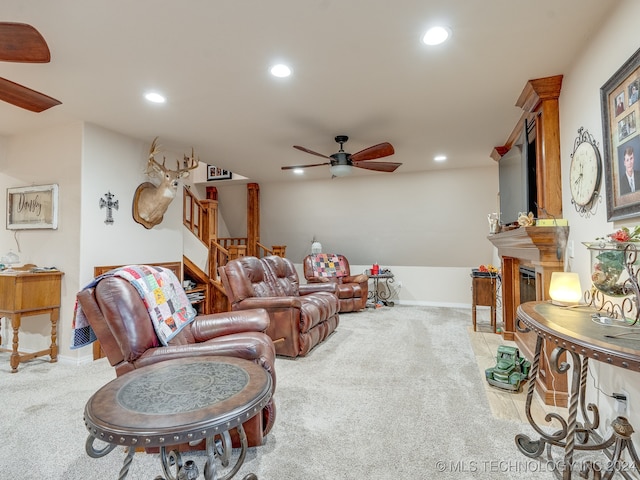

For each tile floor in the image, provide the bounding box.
[468,308,567,425]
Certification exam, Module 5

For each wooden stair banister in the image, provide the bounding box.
[184,184,286,312]
[183,187,217,247]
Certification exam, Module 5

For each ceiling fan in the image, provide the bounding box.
[0,22,61,112]
[283,135,401,177]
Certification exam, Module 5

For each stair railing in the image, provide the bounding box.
[183,187,217,247]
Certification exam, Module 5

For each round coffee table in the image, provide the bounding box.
[84,356,272,480]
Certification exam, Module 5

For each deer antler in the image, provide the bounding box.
[145,137,198,178]
[146,136,167,176]
[177,147,199,176]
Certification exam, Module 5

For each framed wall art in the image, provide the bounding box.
[206,165,232,181]
[601,47,640,221]
[6,184,59,229]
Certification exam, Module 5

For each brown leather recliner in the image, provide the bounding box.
[303,254,369,312]
[219,255,340,358]
[76,275,276,448]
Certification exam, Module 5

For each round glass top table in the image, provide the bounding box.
[84,356,272,480]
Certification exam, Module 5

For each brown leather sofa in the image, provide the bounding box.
[219,255,340,358]
[76,275,276,448]
[303,254,369,312]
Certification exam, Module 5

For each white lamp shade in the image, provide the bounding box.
[311,241,322,254]
[549,272,582,306]
[330,164,353,177]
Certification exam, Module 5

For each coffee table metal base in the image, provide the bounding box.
[86,425,255,480]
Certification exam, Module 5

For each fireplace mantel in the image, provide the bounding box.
[487,226,569,263]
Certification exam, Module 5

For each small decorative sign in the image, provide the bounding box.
[7,184,59,230]
[206,165,233,181]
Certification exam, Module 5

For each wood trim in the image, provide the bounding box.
[93,261,182,280]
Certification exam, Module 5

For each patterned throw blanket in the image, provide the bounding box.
[310,253,348,278]
[71,265,196,349]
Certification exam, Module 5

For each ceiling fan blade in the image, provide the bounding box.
[282,162,330,170]
[293,145,332,159]
[0,77,61,112]
[353,161,402,173]
[350,142,394,162]
[0,23,51,63]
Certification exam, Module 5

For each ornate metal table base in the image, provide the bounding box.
[86,426,257,480]
[515,319,640,479]
[367,272,395,307]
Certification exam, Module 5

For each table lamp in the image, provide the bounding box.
[549,272,583,306]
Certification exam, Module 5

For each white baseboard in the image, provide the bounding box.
[395,300,472,309]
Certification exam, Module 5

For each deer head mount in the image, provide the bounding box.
[132,137,199,229]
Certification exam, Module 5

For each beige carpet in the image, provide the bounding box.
[0,305,553,479]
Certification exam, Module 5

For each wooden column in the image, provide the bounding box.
[201,199,218,244]
[247,183,260,257]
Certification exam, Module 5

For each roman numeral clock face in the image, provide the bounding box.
[569,129,602,216]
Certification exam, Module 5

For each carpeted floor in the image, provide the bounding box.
[0,305,553,479]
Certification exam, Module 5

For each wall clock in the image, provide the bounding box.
[569,127,602,217]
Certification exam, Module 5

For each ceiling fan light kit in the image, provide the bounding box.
[283,134,402,177]
[330,164,353,177]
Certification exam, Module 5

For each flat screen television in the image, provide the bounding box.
[498,121,537,226]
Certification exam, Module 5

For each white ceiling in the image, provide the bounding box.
[0,0,619,183]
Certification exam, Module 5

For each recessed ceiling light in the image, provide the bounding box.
[293,168,304,175]
[145,92,166,103]
[434,155,447,162]
[422,26,451,46]
[270,64,292,78]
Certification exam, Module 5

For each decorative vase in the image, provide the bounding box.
[583,242,639,297]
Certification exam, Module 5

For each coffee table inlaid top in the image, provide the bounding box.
[84,356,272,448]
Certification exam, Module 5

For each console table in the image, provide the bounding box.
[515,301,640,479]
[0,269,63,373]
[84,356,271,480]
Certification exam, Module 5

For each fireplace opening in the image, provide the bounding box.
[520,266,537,303]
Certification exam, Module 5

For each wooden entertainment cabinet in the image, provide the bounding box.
[489,75,569,406]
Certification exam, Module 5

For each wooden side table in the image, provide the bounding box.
[0,270,64,373]
[471,272,498,333]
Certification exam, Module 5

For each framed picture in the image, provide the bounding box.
[601,47,640,221]
[206,165,232,181]
[6,184,59,229]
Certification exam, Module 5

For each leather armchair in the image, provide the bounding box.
[76,276,276,448]
[219,255,340,358]
[303,254,369,312]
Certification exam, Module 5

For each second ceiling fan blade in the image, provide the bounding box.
[353,161,402,173]
[282,162,330,170]
[0,77,61,112]
[293,145,332,159]
[350,142,394,162]
[0,22,51,63]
